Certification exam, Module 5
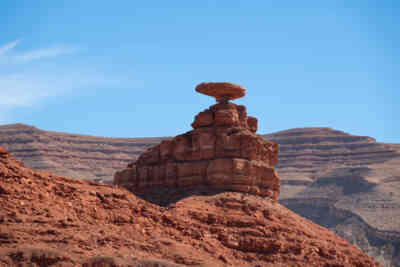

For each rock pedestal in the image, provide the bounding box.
[114,82,280,201]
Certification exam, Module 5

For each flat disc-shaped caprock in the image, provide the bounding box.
[195,82,245,102]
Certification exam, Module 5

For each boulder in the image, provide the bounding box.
[195,82,245,102]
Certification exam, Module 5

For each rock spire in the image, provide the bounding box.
[114,82,280,201]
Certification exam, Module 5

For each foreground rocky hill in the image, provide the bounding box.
[0,146,378,266]
[1,123,399,266]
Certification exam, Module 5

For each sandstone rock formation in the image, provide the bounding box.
[195,82,245,102]
[114,83,280,201]
[1,122,400,265]
[0,146,379,266]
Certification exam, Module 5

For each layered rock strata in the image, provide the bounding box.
[114,83,280,201]
[1,123,399,265]
[195,82,245,102]
[0,123,163,181]
[0,146,378,266]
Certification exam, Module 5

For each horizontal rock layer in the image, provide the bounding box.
[0,123,162,181]
[115,102,280,201]
[0,147,378,266]
[264,127,398,171]
[195,82,245,102]
[264,127,400,267]
[1,124,399,266]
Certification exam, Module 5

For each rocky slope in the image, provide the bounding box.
[264,128,400,266]
[263,127,399,190]
[0,146,378,266]
[1,124,399,265]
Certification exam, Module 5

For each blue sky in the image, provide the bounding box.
[0,1,398,142]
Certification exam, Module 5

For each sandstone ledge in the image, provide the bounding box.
[115,100,280,201]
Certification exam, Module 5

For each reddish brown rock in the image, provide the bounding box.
[212,102,240,126]
[115,83,280,201]
[195,82,245,102]
[247,116,258,132]
[114,167,136,188]
[0,146,7,155]
[0,146,379,266]
[1,124,399,265]
[191,109,213,128]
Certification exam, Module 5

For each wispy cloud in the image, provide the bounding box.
[0,39,20,56]
[0,73,58,107]
[0,40,129,123]
[0,39,78,63]
[0,40,79,110]
[0,70,124,108]
[13,45,78,62]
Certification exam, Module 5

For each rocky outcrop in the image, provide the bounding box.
[115,83,280,201]
[0,146,378,266]
[1,123,400,265]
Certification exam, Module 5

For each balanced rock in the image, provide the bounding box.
[114,82,280,201]
[195,82,245,102]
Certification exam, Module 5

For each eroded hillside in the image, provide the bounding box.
[264,128,400,266]
[1,124,399,266]
[0,124,163,181]
[0,146,378,266]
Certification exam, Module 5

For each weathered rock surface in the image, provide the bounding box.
[1,125,399,265]
[264,127,400,267]
[195,82,245,102]
[0,146,378,266]
[115,100,280,201]
[0,123,163,181]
